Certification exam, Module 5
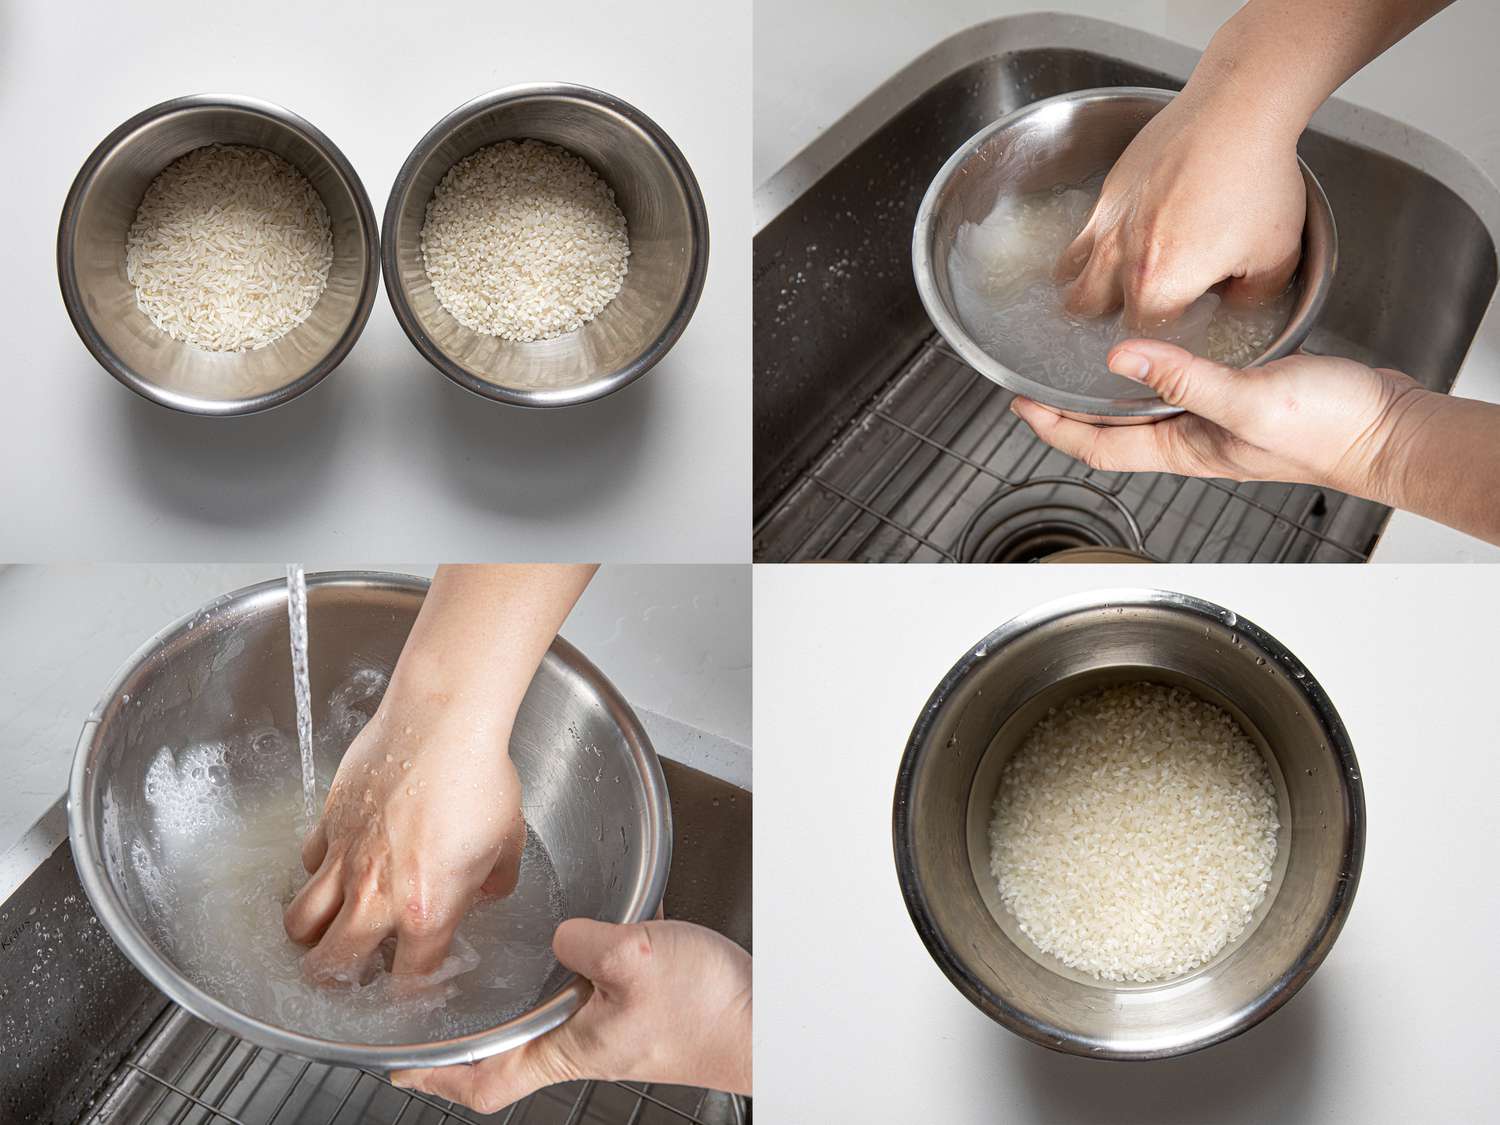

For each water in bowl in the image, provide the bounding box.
[946,175,1293,399]
[125,669,567,1044]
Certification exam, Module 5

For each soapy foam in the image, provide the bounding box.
[946,176,1293,399]
[131,674,566,1044]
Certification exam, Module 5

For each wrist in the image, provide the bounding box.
[1326,382,1443,505]
[697,947,753,1095]
[383,647,521,748]
[1185,21,1320,149]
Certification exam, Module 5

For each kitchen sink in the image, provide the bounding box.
[753,13,1499,562]
[0,759,751,1125]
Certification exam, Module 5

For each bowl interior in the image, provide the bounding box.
[64,103,374,411]
[82,575,662,1051]
[387,93,702,399]
[919,89,1333,416]
[905,600,1359,1056]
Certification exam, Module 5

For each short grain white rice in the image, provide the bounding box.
[125,145,333,353]
[420,139,630,342]
[988,682,1279,983]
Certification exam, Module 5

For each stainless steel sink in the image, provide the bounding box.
[0,759,750,1125]
[753,13,1500,562]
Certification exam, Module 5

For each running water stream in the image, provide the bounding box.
[285,564,317,826]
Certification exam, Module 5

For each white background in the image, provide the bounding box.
[755,0,1500,563]
[0,0,750,561]
[755,564,1498,1124]
[0,563,750,856]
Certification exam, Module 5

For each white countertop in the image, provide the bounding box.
[0,0,750,562]
[0,563,749,857]
[754,563,1500,1124]
[755,0,1500,562]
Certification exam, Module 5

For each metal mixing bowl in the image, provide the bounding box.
[913,88,1338,423]
[382,84,709,408]
[57,95,380,416]
[893,588,1364,1059]
[68,572,671,1069]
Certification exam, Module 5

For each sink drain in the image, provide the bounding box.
[958,479,1146,563]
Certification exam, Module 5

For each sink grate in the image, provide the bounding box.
[78,1004,745,1125]
[754,331,1386,562]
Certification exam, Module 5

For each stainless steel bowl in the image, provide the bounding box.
[893,588,1364,1059]
[382,84,709,408]
[913,88,1338,423]
[57,95,380,416]
[68,572,671,1069]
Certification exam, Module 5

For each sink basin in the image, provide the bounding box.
[0,758,750,1124]
[753,13,1499,562]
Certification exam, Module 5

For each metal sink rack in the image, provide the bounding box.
[753,330,1384,563]
[78,1002,745,1125]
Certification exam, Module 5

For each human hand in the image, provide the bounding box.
[283,676,525,981]
[391,919,753,1112]
[1056,86,1306,328]
[1010,338,1425,493]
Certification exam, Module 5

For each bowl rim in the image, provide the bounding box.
[67,570,673,1070]
[911,86,1339,419]
[891,586,1366,1060]
[380,82,711,409]
[56,92,381,417]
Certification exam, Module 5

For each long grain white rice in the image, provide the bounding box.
[420,139,630,342]
[988,682,1279,983]
[125,145,333,353]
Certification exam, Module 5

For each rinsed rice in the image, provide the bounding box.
[988,682,1279,983]
[125,145,333,353]
[420,139,630,342]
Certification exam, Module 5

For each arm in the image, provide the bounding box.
[1061,0,1455,324]
[392,919,753,1112]
[1193,0,1455,134]
[390,564,599,724]
[284,564,596,978]
[1365,385,1500,545]
[1011,342,1500,547]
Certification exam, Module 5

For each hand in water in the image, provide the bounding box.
[283,564,594,980]
[283,677,526,981]
[392,920,753,1112]
[1011,339,1420,492]
[1055,84,1306,328]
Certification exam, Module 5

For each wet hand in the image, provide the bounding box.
[391,920,753,1112]
[283,683,525,982]
[1056,88,1306,328]
[1010,339,1423,493]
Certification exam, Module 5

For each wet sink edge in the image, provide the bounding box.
[756,10,1500,244]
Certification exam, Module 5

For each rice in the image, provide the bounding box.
[988,682,1279,983]
[419,139,630,342]
[125,145,333,353]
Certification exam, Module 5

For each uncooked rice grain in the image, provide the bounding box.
[125,145,333,353]
[988,682,1279,983]
[420,139,630,342]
